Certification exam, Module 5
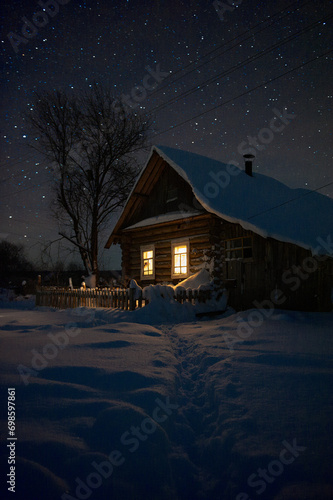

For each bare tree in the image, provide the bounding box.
[26,84,151,284]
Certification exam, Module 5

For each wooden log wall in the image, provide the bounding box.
[121,213,217,285]
[120,213,333,311]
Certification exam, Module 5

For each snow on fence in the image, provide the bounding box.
[35,287,211,310]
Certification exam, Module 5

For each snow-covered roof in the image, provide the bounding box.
[154,145,333,256]
[106,145,333,256]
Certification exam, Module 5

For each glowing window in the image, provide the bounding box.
[172,242,188,277]
[141,246,155,279]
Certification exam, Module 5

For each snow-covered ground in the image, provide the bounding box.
[0,296,332,500]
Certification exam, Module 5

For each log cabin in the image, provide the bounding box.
[105,146,333,311]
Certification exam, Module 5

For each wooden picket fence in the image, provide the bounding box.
[35,287,139,310]
[35,287,211,310]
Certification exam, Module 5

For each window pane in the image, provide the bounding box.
[244,247,252,258]
[230,249,242,259]
[231,238,242,249]
[173,243,187,274]
[225,237,252,260]
[175,245,187,254]
[142,248,154,276]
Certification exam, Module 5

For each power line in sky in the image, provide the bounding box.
[1,0,330,204]
[148,0,313,100]
[2,47,331,200]
[148,12,333,116]
[0,1,315,172]
[0,1,328,177]
[152,48,333,138]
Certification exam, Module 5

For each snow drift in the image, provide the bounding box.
[0,298,332,500]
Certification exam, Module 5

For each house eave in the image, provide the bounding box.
[122,211,206,232]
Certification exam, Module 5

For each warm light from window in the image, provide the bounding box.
[143,250,154,275]
[173,244,188,275]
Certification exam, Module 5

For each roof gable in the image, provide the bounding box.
[125,161,202,228]
[105,148,205,246]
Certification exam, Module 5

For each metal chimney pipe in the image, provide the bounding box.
[243,154,255,176]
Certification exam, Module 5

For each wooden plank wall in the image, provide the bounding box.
[222,220,333,311]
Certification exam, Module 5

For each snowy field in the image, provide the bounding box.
[0,296,332,500]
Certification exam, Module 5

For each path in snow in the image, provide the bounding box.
[164,323,234,500]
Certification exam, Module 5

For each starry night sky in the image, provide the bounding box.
[0,0,332,269]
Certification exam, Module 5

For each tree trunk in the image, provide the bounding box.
[91,218,99,285]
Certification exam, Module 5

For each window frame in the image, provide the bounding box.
[225,236,253,261]
[140,245,155,280]
[171,239,189,278]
